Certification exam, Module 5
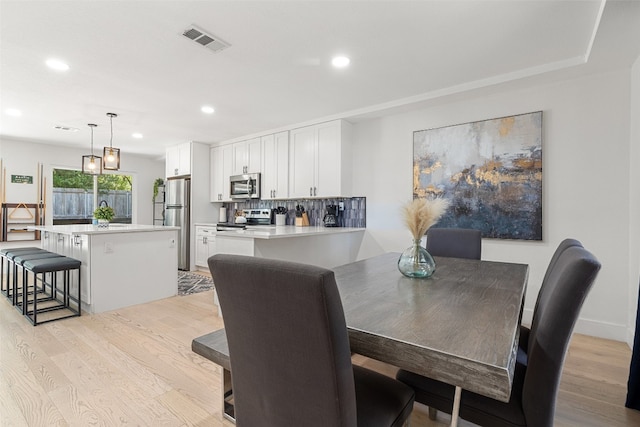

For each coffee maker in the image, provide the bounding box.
[323,205,338,227]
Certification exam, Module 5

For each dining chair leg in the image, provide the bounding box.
[428,406,437,420]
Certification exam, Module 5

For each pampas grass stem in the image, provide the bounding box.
[402,198,449,240]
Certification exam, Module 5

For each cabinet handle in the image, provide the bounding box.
[314,187,317,196]
[73,235,81,246]
[310,187,313,197]
[174,168,179,175]
[203,237,207,244]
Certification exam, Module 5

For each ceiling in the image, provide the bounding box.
[1,0,639,159]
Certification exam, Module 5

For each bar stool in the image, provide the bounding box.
[13,252,65,314]
[21,256,81,326]
[1,247,50,304]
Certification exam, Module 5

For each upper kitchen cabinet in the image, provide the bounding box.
[232,137,261,175]
[210,144,233,202]
[165,142,192,177]
[289,119,352,198]
[261,131,289,200]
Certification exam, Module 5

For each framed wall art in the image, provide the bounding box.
[413,111,542,240]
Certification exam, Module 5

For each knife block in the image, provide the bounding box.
[295,213,310,227]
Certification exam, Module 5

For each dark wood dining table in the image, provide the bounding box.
[193,252,529,426]
[333,252,529,426]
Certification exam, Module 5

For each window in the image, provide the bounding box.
[52,169,132,224]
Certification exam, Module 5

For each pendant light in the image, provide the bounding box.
[82,123,102,175]
[103,112,121,170]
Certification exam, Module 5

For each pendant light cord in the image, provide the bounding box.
[107,112,117,150]
[88,123,97,156]
[109,114,113,149]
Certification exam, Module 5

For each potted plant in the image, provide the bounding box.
[93,206,115,227]
[153,178,164,202]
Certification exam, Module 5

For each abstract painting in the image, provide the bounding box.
[413,111,542,240]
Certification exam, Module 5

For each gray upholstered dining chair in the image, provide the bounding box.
[395,243,601,427]
[519,238,582,350]
[426,227,482,259]
[208,254,415,427]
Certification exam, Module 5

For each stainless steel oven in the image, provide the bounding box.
[230,173,261,200]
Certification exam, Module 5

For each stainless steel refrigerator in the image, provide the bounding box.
[164,177,190,270]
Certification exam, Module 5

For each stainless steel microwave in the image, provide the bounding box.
[230,173,261,199]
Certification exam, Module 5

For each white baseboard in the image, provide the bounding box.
[628,327,638,349]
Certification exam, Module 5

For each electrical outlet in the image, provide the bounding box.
[104,242,113,253]
[338,202,345,211]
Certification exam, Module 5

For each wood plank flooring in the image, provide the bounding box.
[2,288,640,426]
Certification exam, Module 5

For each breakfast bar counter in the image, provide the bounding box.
[194,224,365,270]
[199,224,364,239]
[30,224,179,314]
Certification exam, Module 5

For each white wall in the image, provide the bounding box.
[629,55,640,346]
[0,137,164,226]
[351,68,633,341]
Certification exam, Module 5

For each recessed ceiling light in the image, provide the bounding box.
[5,108,22,117]
[46,58,70,71]
[53,125,79,132]
[331,56,350,68]
[132,133,143,139]
[201,105,215,114]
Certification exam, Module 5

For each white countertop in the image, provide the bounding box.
[30,224,179,235]
[194,223,365,240]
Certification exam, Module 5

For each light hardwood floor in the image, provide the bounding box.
[2,288,640,426]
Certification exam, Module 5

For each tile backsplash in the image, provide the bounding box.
[221,197,366,228]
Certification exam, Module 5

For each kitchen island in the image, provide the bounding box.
[30,224,179,314]
[194,224,365,269]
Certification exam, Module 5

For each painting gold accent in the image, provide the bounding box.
[421,161,442,175]
[499,116,515,136]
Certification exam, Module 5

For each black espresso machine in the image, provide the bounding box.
[323,205,338,227]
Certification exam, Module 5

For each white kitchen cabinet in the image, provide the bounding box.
[166,142,192,177]
[215,235,254,256]
[69,233,91,305]
[232,137,261,175]
[210,147,223,202]
[261,131,289,200]
[289,119,352,198]
[210,145,234,202]
[195,226,217,268]
[40,231,91,305]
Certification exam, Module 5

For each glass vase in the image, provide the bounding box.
[398,239,436,278]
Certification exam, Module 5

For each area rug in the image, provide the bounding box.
[178,271,214,295]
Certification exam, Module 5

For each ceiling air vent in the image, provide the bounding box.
[54,125,79,132]
[182,25,230,53]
